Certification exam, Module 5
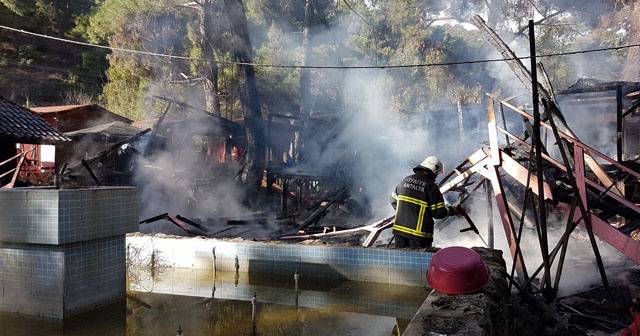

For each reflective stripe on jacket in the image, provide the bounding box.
[390,168,450,242]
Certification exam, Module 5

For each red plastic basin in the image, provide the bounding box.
[426,246,490,294]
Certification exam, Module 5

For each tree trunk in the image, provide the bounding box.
[199,0,222,116]
[300,0,312,113]
[223,0,266,203]
[295,0,313,163]
[52,0,62,36]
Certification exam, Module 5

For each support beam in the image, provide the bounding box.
[472,15,621,195]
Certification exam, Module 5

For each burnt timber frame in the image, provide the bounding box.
[436,95,640,298]
[286,92,640,298]
[466,15,640,298]
[0,147,35,188]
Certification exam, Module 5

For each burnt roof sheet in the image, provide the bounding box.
[31,104,134,123]
[0,97,71,143]
[64,121,142,137]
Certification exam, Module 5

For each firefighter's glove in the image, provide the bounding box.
[448,205,465,217]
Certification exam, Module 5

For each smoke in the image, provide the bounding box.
[556,93,619,159]
[133,115,251,225]
[433,193,629,296]
[121,3,632,296]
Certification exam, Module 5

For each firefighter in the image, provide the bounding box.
[390,156,463,248]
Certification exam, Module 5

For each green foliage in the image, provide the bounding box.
[0,0,52,32]
[339,2,489,113]
[83,0,181,43]
[17,44,43,64]
[81,49,109,73]
[100,57,151,120]
[0,3,20,29]
[3,0,640,120]
[254,23,301,113]
[0,0,37,16]
[81,0,197,119]
[1,0,95,34]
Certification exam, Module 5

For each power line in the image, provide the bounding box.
[1,24,639,70]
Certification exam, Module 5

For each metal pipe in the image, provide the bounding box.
[294,270,300,306]
[212,247,216,278]
[529,19,553,300]
[485,180,494,248]
[251,293,257,326]
[616,84,623,162]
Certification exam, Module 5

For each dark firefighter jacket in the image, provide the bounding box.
[390,166,452,243]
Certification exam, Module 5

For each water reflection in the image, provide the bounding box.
[0,301,126,336]
[2,268,427,335]
[129,292,406,336]
[128,268,428,335]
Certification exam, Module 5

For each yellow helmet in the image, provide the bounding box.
[419,156,444,175]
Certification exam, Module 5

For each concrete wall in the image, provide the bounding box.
[402,248,509,336]
[0,187,138,318]
[126,235,435,286]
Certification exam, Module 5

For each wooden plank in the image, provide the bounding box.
[500,152,553,200]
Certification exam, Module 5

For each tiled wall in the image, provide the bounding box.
[0,237,126,318]
[64,237,128,316]
[0,187,138,318]
[126,236,434,286]
[0,244,65,317]
[0,187,139,244]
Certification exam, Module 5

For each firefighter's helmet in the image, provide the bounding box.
[419,156,444,175]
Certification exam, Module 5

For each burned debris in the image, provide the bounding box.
[448,18,640,335]
[26,95,372,241]
[2,19,640,335]
[59,125,151,187]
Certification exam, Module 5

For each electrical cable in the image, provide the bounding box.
[1,24,639,70]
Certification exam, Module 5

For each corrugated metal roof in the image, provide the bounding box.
[0,97,71,143]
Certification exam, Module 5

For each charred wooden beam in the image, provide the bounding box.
[81,159,100,186]
[139,213,170,224]
[139,213,208,236]
[622,99,640,118]
[306,190,335,211]
[62,127,151,178]
[224,218,268,225]
[298,186,348,230]
[176,214,207,230]
[557,78,640,95]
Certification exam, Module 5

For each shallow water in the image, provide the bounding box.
[1,269,429,335]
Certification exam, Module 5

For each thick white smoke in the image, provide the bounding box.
[127,3,631,295]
